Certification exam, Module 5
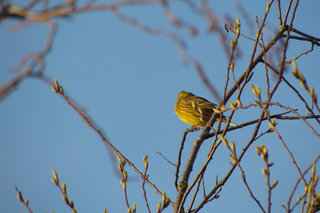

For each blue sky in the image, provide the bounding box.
[1,0,320,212]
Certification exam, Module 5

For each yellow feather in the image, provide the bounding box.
[174,91,236,127]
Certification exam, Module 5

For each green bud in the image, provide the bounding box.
[262,168,268,175]
[310,87,317,102]
[162,190,167,203]
[51,177,58,186]
[229,102,235,110]
[63,195,68,203]
[232,22,237,31]
[51,84,57,93]
[62,183,67,193]
[52,168,59,182]
[116,154,122,163]
[230,154,237,163]
[133,202,136,213]
[157,202,162,213]
[236,17,241,27]
[54,78,59,88]
[300,81,307,90]
[59,85,64,94]
[235,99,242,107]
[250,84,256,95]
[17,192,23,202]
[212,107,221,113]
[220,135,228,147]
[163,197,171,208]
[266,2,270,12]
[314,175,319,185]
[271,180,278,189]
[123,171,128,181]
[120,180,126,190]
[230,62,234,71]
[231,142,236,153]
[230,40,234,48]
[255,86,261,99]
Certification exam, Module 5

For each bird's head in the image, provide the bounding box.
[178,91,193,100]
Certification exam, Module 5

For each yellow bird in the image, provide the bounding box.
[174,91,236,127]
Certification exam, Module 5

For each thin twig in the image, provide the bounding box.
[286,155,320,212]
[192,111,266,212]
[51,80,171,205]
[142,161,151,213]
[276,0,283,26]
[156,152,176,167]
[266,62,320,125]
[51,169,77,213]
[175,128,194,189]
[186,175,202,213]
[14,186,33,213]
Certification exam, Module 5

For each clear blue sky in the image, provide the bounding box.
[1,0,320,212]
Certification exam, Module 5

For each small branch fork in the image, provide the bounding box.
[51,78,172,206]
